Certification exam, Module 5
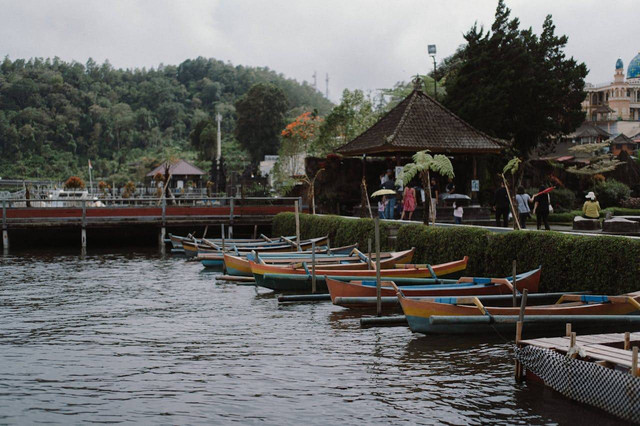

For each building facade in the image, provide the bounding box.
[583,53,640,121]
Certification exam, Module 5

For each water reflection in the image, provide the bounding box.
[0,250,625,424]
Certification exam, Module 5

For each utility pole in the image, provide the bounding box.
[216,113,222,193]
[428,44,437,100]
[325,73,329,99]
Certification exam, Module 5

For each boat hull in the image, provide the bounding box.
[327,268,541,304]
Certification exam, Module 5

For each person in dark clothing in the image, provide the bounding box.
[533,185,551,231]
[493,182,510,227]
[382,173,396,219]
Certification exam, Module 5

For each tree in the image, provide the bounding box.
[565,142,624,178]
[234,83,288,165]
[443,0,587,158]
[402,151,454,225]
[314,89,378,155]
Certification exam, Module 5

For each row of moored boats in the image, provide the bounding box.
[168,233,640,336]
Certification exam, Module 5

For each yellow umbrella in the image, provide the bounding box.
[371,189,396,197]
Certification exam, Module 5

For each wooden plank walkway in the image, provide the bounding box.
[521,332,640,370]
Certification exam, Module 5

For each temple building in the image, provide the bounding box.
[583,53,640,122]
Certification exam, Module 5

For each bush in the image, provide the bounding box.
[549,188,576,212]
[272,213,640,294]
[621,198,640,209]
[594,179,631,208]
[64,176,85,189]
[272,213,393,251]
[396,224,490,276]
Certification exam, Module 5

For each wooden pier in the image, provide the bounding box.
[1,196,301,248]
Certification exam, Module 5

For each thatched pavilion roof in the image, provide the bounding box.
[335,84,508,156]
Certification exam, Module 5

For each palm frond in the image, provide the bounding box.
[502,157,521,175]
[431,154,455,178]
[402,163,418,185]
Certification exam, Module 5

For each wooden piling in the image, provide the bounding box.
[515,320,524,382]
[512,259,517,307]
[566,323,572,337]
[624,332,631,350]
[221,224,225,252]
[253,225,258,240]
[367,238,372,270]
[518,289,528,322]
[375,218,382,317]
[570,332,576,349]
[633,347,638,377]
[311,240,317,294]
[2,229,8,250]
[294,200,301,252]
[203,225,208,239]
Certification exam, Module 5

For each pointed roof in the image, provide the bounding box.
[146,159,206,177]
[568,122,611,139]
[335,86,508,156]
[610,133,634,144]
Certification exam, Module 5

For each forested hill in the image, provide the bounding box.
[0,56,333,180]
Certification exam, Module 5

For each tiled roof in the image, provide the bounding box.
[335,89,508,155]
[568,122,611,139]
[610,133,634,144]
[146,159,206,177]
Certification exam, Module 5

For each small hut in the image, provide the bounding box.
[146,159,206,190]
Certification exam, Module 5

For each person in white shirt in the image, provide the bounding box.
[453,201,463,224]
[515,186,532,229]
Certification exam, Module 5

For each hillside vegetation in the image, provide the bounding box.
[0,56,332,181]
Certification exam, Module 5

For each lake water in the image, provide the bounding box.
[0,248,625,424]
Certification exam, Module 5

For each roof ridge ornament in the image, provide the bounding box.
[412,75,423,91]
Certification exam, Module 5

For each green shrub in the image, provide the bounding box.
[549,188,576,212]
[272,213,640,295]
[594,179,631,208]
[396,225,490,276]
[621,198,640,209]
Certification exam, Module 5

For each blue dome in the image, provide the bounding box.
[628,53,640,79]
[616,58,623,69]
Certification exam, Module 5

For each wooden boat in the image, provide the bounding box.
[169,233,297,251]
[183,236,328,257]
[326,267,541,304]
[223,248,414,277]
[250,256,469,292]
[394,287,640,335]
[200,244,359,270]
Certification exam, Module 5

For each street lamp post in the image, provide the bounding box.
[428,44,437,100]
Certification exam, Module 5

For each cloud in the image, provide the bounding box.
[0,0,637,101]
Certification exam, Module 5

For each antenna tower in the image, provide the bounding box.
[312,71,317,89]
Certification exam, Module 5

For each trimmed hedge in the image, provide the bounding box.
[273,213,640,294]
[272,213,393,251]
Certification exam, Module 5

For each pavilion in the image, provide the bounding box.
[334,78,508,213]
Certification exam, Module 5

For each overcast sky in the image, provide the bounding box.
[0,0,637,102]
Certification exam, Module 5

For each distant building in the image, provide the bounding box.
[582,53,640,121]
[146,159,206,189]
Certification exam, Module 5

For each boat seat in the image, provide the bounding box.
[471,277,492,285]
[580,295,610,304]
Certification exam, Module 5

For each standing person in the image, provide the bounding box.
[429,178,439,222]
[445,177,455,195]
[515,186,532,229]
[453,201,463,224]
[382,173,396,219]
[493,181,509,227]
[582,192,601,219]
[533,185,551,231]
[400,185,416,220]
[378,195,387,219]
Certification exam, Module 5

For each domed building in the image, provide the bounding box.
[583,54,640,122]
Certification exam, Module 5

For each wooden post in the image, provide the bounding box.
[229,198,234,239]
[367,238,372,270]
[253,225,258,240]
[518,289,528,322]
[294,200,301,252]
[221,224,225,252]
[515,320,524,382]
[566,323,572,337]
[161,196,166,226]
[625,332,631,350]
[158,226,166,248]
[1,198,7,250]
[203,225,208,239]
[512,259,517,307]
[375,218,382,316]
[633,347,638,377]
[311,241,317,294]
[81,200,87,248]
[570,332,576,350]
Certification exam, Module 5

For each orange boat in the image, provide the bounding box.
[224,248,415,277]
[252,256,469,292]
[326,267,541,304]
[395,286,640,335]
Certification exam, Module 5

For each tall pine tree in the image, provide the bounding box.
[444,0,587,158]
